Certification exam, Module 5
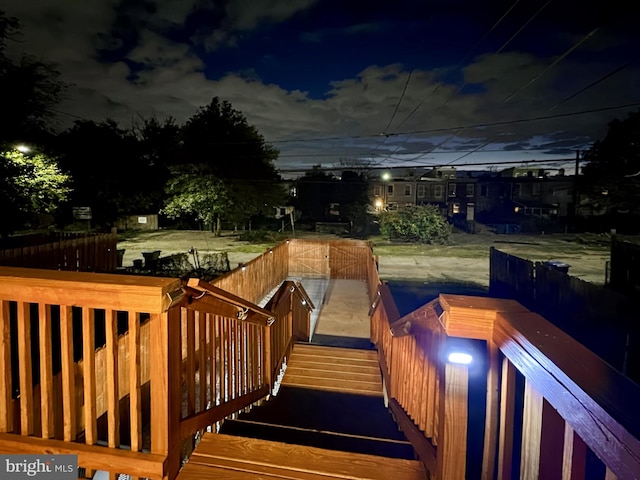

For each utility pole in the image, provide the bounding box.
[573,150,580,229]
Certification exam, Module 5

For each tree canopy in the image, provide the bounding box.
[163,97,284,234]
[583,111,640,214]
[0,10,65,148]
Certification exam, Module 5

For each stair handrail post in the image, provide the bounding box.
[436,359,469,480]
[264,323,273,391]
[149,304,183,480]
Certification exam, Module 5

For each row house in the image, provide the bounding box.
[370,166,575,232]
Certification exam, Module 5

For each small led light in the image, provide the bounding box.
[447,352,473,365]
[301,299,306,306]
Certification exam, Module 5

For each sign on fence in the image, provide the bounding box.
[72,206,92,220]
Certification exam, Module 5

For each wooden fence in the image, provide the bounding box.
[489,247,639,381]
[610,238,640,295]
[0,231,118,272]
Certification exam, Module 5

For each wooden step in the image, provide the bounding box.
[284,345,383,396]
[178,433,426,480]
[289,354,379,369]
[294,344,378,361]
[285,366,381,383]
[282,375,382,396]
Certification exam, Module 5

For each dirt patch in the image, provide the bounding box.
[117,230,612,286]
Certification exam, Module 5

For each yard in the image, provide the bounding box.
[117,230,614,287]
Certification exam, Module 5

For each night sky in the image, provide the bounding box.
[3,0,640,174]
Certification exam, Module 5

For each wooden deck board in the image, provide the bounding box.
[179,433,426,480]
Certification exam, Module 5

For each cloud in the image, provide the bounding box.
[194,0,320,50]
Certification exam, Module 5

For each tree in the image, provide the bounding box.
[582,111,640,214]
[0,10,65,148]
[55,119,163,225]
[165,97,284,234]
[162,171,228,231]
[379,205,451,244]
[0,149,71,235]
[294,167,339,222]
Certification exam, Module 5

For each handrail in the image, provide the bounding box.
[371,284,640,479]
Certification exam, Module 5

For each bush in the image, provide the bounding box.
[379,205,451,244]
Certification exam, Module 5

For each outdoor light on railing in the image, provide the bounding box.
[443,338,476,366]
[447,351,473,365]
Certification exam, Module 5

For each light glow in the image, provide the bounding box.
[447,352,473,365]
[16,145,30,153]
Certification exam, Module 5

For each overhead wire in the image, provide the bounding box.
[375,0,553,166]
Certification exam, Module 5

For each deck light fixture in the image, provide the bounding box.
[443,338,476,366]
[447,351,473,365]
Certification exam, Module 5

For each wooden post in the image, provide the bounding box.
[482,341,500,479]
[436,362,469,480]
[150,307,182,480]
[497,358,516,480]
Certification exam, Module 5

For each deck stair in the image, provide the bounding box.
[282,343,383,396]
[177,433,426,479]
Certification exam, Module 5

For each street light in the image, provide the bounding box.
[16,145,30,153]
[381,172,391,210]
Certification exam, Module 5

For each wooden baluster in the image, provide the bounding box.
[497,357,516,480]
[230,318,237,400]
[39,304,54,438]
[185,308,196,415]
[105,309,119,448]
[0,300,13,432]
[562,422,587,480]
[539,399,565,478]
[426,329,438,440]
[128,311,141,452]
[482,341,500,480]
[436,361,469,480]
[605,468,618,480]
[240,322,246,396]
[208,313,216,408]
[264,323,272,390]
[60,306,76,441]
[520,379,544,480]
[198,310,206,412]
[417,335,428,432]
[81,307,97,479]
[222,317,229,403]
[216,316,222,405]
[17,302,34,435]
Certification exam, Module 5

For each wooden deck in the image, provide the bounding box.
[177,433,426,480]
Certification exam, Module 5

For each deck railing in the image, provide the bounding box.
[370,282,640,479]
[0,262,311,479]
